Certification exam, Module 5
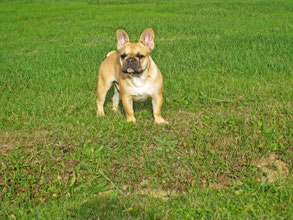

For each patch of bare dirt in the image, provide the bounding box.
[256,153,289,183]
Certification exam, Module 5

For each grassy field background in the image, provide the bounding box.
[0,0,292,218]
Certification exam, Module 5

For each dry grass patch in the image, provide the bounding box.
[256,153,290,183]
[0,130,52,153]
[135,188,178,201]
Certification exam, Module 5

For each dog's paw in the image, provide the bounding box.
[155,117,168,124]
[113,106,118,112]
[97,111,105,117]
[127,117,136,123]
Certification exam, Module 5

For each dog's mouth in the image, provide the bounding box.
[122,65,143,74]
[122,68,143,74]
[126,68,135,73]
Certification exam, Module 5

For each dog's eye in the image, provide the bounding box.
[120,53,127,59]
[136,54,145,59]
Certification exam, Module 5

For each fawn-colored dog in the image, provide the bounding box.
[97,28,167,124]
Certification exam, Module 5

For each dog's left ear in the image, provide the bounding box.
[139,28,155,51]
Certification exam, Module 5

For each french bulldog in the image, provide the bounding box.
[96,28,167,124]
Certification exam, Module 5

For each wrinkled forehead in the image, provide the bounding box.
[122,43,149,55]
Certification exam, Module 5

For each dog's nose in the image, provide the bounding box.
[127,57,136,63]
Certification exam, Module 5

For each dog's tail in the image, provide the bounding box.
[106,50,118,58]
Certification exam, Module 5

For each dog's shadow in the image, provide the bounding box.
[105,86,153,115]
[133,99,153,112]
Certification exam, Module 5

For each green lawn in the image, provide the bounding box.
[0,0,292,218]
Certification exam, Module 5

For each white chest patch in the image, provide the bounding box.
[127,75,156,101]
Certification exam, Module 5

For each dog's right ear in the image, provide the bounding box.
[116,29,129,50]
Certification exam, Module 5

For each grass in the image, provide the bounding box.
[0,0,292,218]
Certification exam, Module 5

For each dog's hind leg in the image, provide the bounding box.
[97,75,112,117]
[112,81,121,112]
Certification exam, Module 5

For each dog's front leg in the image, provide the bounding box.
[152,94,167,124]
[121,94,136,123]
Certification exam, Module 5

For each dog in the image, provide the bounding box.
[96,28,167,124]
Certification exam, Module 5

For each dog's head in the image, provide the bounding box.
[116,28,155,74]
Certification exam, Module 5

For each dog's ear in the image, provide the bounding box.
[116,29,129,50]
[139,28,155,51]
